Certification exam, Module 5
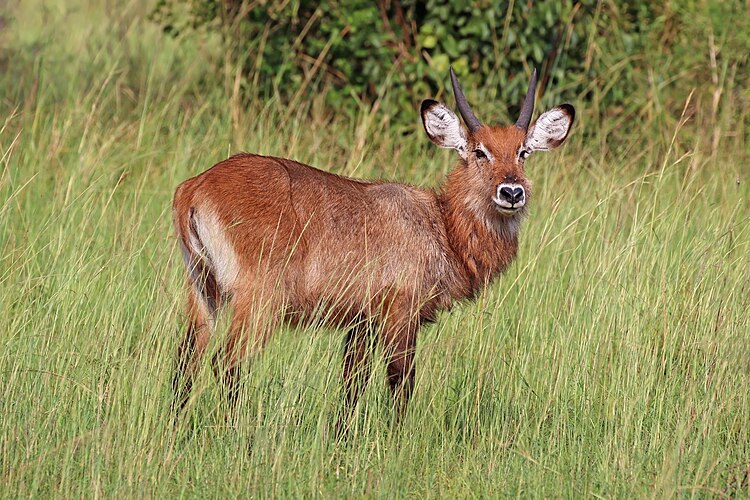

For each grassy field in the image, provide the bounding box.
[1,1,749,497]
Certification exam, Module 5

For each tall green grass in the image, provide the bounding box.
[1,1,748,497]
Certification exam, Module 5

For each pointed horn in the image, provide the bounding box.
[515,68,537,131]
[450,66,481,132]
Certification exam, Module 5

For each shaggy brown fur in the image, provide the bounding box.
[171,103,573,425]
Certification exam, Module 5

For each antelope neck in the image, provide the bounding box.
[438,170,520,296]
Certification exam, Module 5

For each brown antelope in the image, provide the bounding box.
[172,68,574,425]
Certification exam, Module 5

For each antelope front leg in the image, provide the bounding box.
[381,318,418,423]
[337,323,374,435]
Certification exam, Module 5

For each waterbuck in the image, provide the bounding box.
[172,68,574,426]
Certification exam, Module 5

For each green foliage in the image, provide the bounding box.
[149,0,750,142]
[149,1,658,118]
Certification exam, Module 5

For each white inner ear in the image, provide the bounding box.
[423,104,467,157]
[524,107,573,152]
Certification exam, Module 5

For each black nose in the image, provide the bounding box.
[499,186,524,204]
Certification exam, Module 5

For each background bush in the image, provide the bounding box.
[151,0,749,152]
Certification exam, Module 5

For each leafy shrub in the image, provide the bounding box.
[151,0,749,151]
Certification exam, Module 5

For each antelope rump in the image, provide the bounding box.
[171,68,575,427]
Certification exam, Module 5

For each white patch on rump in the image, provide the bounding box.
[191,206,241,292]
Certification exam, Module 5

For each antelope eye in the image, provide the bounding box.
[473,149,487,160]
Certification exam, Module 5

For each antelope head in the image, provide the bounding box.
[421,67,575,220]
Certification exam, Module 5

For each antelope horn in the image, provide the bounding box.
[515,68,537,131]
[450,66,481,132]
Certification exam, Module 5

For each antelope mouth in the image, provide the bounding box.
[491,197,525,215]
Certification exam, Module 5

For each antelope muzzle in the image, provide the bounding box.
[493,183,526,213]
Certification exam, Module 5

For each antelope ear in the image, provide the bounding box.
[524,104,575,153]
[420,100,468,159]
